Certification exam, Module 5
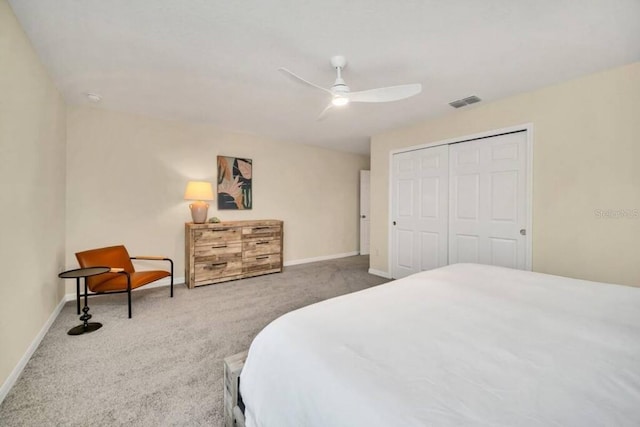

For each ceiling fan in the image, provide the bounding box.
[278,55,422,120]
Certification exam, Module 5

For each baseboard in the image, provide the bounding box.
[283,251,359,267]
[61,254,365,299]
[0,295,67,404]
[61,254,365,298]
[368,268,392,279]
[64,276,186,302]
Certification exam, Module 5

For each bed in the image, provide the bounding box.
[234,263,640,426]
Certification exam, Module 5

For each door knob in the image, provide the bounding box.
[520,229,526,236]
[393,221,397,226]
[361,215,366,219]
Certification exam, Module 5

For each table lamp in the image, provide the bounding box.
[184,181,214,223]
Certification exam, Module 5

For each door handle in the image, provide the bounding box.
[520,229,526,236]
[393,221,396,226]
[361,215,366,219]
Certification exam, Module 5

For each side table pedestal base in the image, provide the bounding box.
[68,322,102,336]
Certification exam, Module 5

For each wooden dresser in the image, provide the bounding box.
[185,220,283,288]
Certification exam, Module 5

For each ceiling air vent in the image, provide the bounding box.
[449,95,482,108]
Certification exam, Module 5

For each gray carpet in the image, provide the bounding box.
[0,256,388,426]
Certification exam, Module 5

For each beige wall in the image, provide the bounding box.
[371,62,640,286]
[0,0,67,390]
[65,106,369,292]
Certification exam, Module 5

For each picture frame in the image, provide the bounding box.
[217,156,252,210]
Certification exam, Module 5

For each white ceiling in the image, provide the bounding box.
[9,0,640,154]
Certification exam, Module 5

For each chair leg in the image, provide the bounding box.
[76,278,81,315]
[170,259,174,298]
[126,271,132,319]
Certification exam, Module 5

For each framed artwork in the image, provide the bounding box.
[217,156,252,210]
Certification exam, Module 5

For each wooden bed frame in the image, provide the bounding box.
[224,351,248,427]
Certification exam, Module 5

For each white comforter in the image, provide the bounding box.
[239,264,640,426]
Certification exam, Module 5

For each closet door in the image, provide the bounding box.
[391,145,449,279]
[448,132,527,269]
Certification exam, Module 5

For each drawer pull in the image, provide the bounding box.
[256,256,269,260]
[255,241,269,245]
[252,227,270,231]
[211,228,231,232]
[205,262,228,269]
[211,245,228,249]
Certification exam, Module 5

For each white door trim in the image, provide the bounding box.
[359,170,371,255]
[387,123,533,277]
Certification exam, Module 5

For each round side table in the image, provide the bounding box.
[59,266,110,336]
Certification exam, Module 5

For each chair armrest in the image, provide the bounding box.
[130,256,174,269]
[130,256,175,297]
[130,257,174,279]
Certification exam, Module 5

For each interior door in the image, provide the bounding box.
[391,145,449,278]
[448,131,527,269]
[359,170,370,255]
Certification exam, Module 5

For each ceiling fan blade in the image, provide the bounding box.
[347,83,422,103]
[317,103,334,121]
[278,68,333,95]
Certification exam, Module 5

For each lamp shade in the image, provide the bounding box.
[184,181,214,201]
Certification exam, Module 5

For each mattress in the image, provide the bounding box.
[239,264,640,426]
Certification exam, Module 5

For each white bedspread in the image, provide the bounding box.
[239,264,640,426]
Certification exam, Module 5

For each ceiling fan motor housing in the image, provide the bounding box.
[332,79,349,94]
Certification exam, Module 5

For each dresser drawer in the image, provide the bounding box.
[194,260,242,284]
[195,242,242,263]
[194,227,241,244]
[242,240,280,258]
[242,225,282,240]
[243,254,281,275]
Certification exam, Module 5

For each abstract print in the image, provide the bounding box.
[217,156,252,209]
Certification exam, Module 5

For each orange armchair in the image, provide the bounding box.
[75,245,174,318]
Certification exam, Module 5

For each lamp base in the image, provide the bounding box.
[189,201,209,224]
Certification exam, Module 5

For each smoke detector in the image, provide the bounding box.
[86,93,102,103]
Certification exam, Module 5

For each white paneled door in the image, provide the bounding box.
[390,130,529,279]
[391,145,449,279]
[448,132,527,269]
[360,170,370,255]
